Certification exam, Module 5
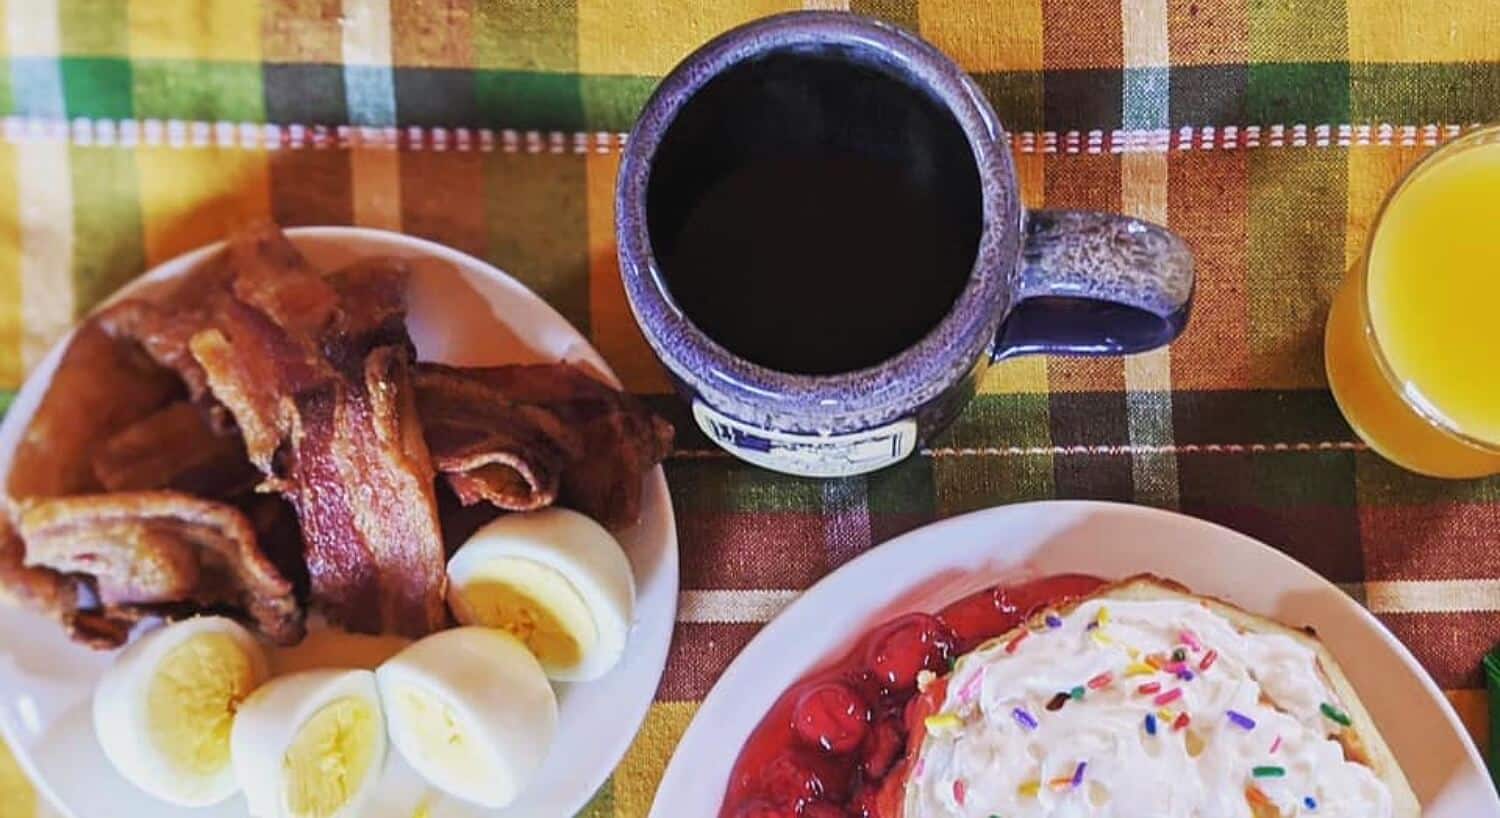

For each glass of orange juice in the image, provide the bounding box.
[1326,125,1500,478]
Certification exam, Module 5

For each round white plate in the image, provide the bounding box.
[652,500,1498,818]
[0,227,679,818]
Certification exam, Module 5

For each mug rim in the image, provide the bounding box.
[615,10,1021,434]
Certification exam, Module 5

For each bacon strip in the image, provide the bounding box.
[189,224,448,636]
[414,363,673,528]
[16,491,304,645]
[91,401,259,496]
[6,321,181,502]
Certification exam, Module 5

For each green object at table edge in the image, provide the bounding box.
[1483,647,1500,790]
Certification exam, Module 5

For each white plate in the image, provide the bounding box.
[0,227,679,818]
[652,500,1498,818]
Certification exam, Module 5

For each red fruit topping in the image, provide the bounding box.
[847,786,882,818]
[800,801,849,818]
[734,800,798,818]
[865,613,953,693]
[763,750,851,806]
[793,682,871,754]
[860,718,903,779]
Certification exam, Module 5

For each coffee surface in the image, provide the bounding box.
[660,155,973,375]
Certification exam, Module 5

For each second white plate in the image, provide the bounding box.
[652,500,1496,818]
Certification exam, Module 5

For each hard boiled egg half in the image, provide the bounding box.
[447,508,635,681]
[376,627,557,808]
[231,669,387,818]
[93,616,269,806]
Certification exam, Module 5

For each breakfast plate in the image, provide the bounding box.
[652,500,1498,817]
[0,227,679,818]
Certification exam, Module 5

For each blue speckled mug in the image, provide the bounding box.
[617,12,1193,478]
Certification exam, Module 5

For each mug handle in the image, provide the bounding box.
[993,210,1195,360]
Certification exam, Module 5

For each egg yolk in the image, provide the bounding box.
[145,632,256,776]
[282,697,380,818]
[452,557,597,670]
[0,733,36,818]
[389,683,512,801]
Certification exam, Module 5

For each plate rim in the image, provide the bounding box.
[0,225,679,818]
[650,498,1496,817]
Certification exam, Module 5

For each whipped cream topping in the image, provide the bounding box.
[906,598,1393,818]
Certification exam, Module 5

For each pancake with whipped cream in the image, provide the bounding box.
[904,575,1419,818]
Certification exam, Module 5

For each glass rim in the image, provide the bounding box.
[1359,122,1500,454]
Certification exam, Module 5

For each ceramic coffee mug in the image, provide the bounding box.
[617,12,1193,478]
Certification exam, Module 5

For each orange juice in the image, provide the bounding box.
[1326,130,1500,477]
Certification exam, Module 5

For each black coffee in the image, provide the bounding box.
[646,51,981,375]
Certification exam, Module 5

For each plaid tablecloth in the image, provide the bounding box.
[2,1,1499,816]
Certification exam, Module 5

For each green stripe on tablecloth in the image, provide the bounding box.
[477,70,585,131]
[132,59,266,121]
[69,145,144,314]
[1351,62,1500,124]
[665,459,824,514]
[580,75,656,132]
[61,57,133,119]
[1247,62,1350,125]
[971,70,1045,132]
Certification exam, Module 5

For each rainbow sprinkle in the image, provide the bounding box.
[1137,681,1162,695]
[925,713,962,731]
[1144,713,1158,735]
[1070,685,1085,700]
[1253,765,1286,778]
[953,779,966,805]
[1173,712,1191,731]
[1199,649,1219,671]
[1090,629,1115,647]
[1179,629,1202,651]
[1125,661,1156,677]
[1005,631,1029,654]
[1087,671,1114,690]
[1145,654,1167,670]
[1304,796,1319,810]
[1171,647,1188,663]
[1153,687,1184,706]
[1176,668,1196,682]
[1270,735,1283,754]
[1246,786,1272,807]
[1097,606,1111,626]
[1045,613,1063,629]
[1012,707,1039,731]
[1071,761,1087,788]
[1046,691,1071,711]
[1158,708,1177,722]
[1018,780,1040,798]
[1320,702,1352,727]
[1227,710,1257,730]
[1048,776,1073,792]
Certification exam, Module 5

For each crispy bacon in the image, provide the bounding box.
[91,401,259,496]
[284,347,449,635]
[414,363,673,528]
[16,491,304,645]
[188,225,448,636]
[5,321,182,502]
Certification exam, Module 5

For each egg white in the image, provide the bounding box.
[376,627,558,808]
[93,615,269,807]
[447,507,636,681]
[230,668,387,818]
